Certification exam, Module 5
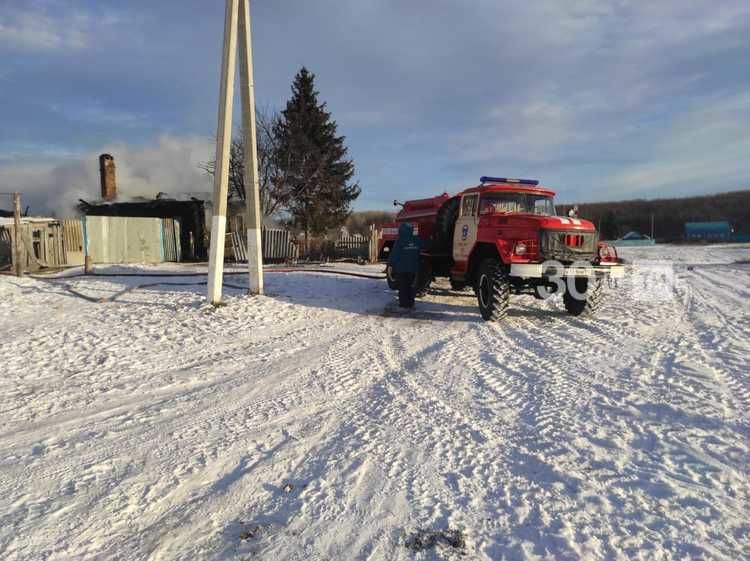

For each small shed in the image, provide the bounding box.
[684,221,731,242]
[0,217,67,271]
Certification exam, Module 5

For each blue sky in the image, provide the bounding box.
[1,0,749,215]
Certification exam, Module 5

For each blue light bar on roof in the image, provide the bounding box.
[480,176,539,186]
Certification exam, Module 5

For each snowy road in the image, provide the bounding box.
[1,245,748,560]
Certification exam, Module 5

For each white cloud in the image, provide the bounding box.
[456,98,578,163]
[48,100,147,129]
[0,12,87,51]
[0,135,215,216]
[603,93,750,196]
[0,5,127,52]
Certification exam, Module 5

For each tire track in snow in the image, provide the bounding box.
[634,268,743,426]
[681,267,750,420]
[0,313,383,560]
[489,319,592,448]
[0,298,343,431]
[0,305,345,443]
[431,322,531,426]
[112,314,395,561]
[219,321,468,560]
[338,323,527,546]
[342,326,495,524]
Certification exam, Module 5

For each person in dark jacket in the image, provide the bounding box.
[388,223,424,308]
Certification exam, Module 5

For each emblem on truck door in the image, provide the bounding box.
[462,225,469,240]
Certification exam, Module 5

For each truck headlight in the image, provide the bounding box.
[515,242,527,256]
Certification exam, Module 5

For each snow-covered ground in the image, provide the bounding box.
[1,245,748,561]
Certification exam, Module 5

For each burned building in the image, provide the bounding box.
[79,154,209,260]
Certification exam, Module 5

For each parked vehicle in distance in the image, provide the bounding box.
[379,177,624,321]
[621,231,651,240]
[608,231,657,247]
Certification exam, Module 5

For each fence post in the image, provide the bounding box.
[369,224,380,263]
[83,216,93,274]
[12,192,23,277]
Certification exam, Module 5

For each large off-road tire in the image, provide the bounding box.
[433,198,460,253]
[563,276,604,316]
[476,259,510,322]
[386,265,399,290]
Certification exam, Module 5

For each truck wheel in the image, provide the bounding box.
[476,259,510,321]
[386,265,399,290]
[563,276,604,316]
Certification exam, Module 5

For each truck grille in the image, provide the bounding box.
[540,230,598,262]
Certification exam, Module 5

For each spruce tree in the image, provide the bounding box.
[601,209,618,240]
[274,67,360,251]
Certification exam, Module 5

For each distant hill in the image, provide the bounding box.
[558,190,750,241]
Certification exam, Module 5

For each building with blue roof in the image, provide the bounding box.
[684,221,731,241]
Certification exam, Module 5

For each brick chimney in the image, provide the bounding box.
[99,154,117,201]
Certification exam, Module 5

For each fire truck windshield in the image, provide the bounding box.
[479,192,556,216]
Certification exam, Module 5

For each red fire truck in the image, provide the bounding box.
[379,177,624,321]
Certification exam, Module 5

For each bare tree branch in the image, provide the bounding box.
[199,107,292,218]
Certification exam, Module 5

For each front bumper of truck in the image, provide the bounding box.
[510,261,625,279]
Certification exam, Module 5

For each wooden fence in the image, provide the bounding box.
[229,228,299,263]
[62,219,84,265]
[0,227,11,269]
[225,216,384,263]
[0,220,67,271]
[335,234,369,260]
[332,225,383,262]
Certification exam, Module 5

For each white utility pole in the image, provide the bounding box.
[207,0,238,304]
[239,0,263,295]
[207,0,264,304]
